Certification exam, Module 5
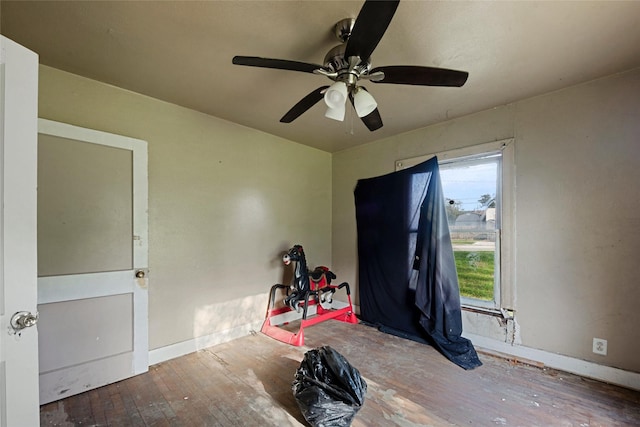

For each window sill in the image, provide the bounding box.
[462,305,513,319]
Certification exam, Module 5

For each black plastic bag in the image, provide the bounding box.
[293,346,367,427]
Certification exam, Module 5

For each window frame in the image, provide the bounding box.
[396,139,515,311]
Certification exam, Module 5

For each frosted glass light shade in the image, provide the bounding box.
[353,88,377,117]
[324,81,348,109]
[325,104,346,121]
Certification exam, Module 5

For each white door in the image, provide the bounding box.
[0,36,40,426]
[36,119,148,404]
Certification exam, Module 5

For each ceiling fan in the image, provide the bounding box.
[232,0,468,131]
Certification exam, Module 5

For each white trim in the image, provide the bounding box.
[464,332,640,391]
[38,118,145,151]
[38,270,135,303]
[396,139,513,171]
[149,300,352,366]
[133,144,149,268]
[148,313,640,392]
[149,321,264,366]
[0,35,40,427]
[0,61,5,319]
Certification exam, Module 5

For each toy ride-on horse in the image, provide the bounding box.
[261,244,358,346]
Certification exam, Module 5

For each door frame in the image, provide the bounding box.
[37,119,149,403]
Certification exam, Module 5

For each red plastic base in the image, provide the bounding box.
[261,291,358,346]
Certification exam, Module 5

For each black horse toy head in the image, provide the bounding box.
[283,244,304,266]
[283,245,309,290]
[283,244,310,309]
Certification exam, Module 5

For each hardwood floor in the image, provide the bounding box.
[40,320,640,426]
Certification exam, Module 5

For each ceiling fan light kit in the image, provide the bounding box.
[353,87,377,118]
[232,0,468,132]
[324,81,349,109]
[325,104,346,122]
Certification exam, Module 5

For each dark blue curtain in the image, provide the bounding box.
[354,156,482,370]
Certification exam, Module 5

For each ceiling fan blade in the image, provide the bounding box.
[349,89,383,131]
[370,65,469,87]
[233,56,324,74]
[280,86,329,123]
[345,0,400,63]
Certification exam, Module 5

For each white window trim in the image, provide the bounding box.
[396,139,516,311]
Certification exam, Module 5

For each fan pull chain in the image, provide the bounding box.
[347,102,355,135]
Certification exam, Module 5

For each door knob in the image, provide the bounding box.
[135,270,145,278]
[10,311,39,333]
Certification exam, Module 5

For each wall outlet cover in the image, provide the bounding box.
[593,338,607,356]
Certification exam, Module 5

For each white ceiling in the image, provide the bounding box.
[2,1,640,153]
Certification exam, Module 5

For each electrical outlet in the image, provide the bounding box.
[593,338,607,355]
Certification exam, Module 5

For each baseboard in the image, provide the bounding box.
[464,332,640,391]
[148,300,354,366]
[149,313,638,391]
[149,320,264,366]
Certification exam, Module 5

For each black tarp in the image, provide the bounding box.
[354,156,482,370]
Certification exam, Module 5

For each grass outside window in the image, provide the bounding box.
[454,250,494,300]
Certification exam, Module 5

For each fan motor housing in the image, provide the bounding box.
[323,44,371,80]
[323,45,349,73]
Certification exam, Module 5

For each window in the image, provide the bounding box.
[440,153,500,307]
[397,139,514,310]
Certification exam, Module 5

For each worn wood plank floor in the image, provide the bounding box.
[41,320,640,426]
